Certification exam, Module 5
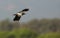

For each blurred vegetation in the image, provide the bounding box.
[37,32,60,38]
[0,18,60,38]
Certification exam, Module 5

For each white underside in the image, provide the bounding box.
[17,13,22,16]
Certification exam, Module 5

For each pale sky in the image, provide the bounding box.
[0,0,60,22]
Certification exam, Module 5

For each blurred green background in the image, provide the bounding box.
[0,18,60,38]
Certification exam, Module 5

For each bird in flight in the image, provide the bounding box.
[13,8,29,21]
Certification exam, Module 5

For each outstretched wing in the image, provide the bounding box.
[22,8,29,12]
[18,8,29,13]
[13,15,21,21]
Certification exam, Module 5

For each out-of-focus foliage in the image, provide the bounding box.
[0,18,60,33]
[0,31,10,38]
[0,18,60,38]
[37,32,60,38]
[0,29,37,38]
[27,18,60,33]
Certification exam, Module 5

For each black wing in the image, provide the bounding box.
[13,15,21,21]
[18,8,29,13]
[22,8,29,11]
